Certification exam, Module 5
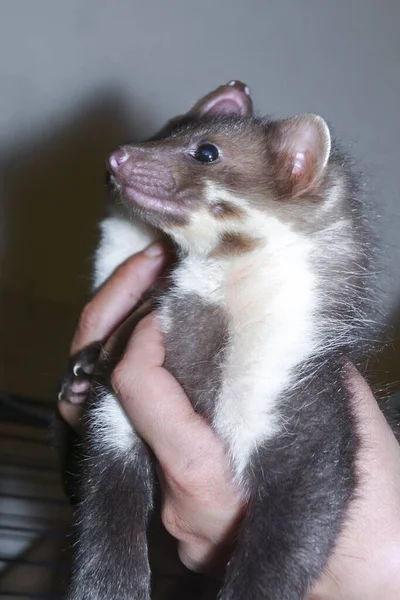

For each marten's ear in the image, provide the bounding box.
[151,81,253,140]
[188,80,253,118]
[270,115,331,197]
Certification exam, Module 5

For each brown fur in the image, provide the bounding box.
[213,231,261,256]
[209,201,244,220]
[110,117,349,242]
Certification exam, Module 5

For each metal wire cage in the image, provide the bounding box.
[0,393,211,600]
[0,392,72,600]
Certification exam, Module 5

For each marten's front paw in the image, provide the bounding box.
[58,343,102,404]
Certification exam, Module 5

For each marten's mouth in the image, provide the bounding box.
[122,185,188,218]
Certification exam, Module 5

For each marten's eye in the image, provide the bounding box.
[193,143,220,163]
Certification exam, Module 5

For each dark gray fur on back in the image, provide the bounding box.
[163,294,229,421]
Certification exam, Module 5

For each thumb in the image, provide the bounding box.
[111,313,215,472]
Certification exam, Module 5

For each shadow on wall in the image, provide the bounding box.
[1,89,151,305]
[0,89,150,399]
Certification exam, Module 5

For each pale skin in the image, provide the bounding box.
[59,243,400,599]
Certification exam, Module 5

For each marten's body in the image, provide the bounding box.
[63,82,377,600]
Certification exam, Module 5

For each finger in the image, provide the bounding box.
[310,367,400,600]
[101,299,153,362]
[71,242,167,355]
[111,313,221,473]
[346,364,399,445]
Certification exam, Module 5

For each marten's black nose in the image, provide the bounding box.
[107,148,129,173]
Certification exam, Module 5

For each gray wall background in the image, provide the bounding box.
[0,0,399,398]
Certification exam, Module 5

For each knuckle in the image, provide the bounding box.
[162,455,214,499]
[110,360,128,396]
[177,546,196,571]
[162,463,198,498]
[177,542,207,573]
[161,503,192,541]
[110,358,141,401]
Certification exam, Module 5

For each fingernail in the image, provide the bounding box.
[144,242,164,257]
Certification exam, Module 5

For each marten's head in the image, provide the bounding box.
[108,81,335,256]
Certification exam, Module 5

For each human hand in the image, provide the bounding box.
[108,318,400,597]
[58,246,400,597]
[309,366,400,599]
